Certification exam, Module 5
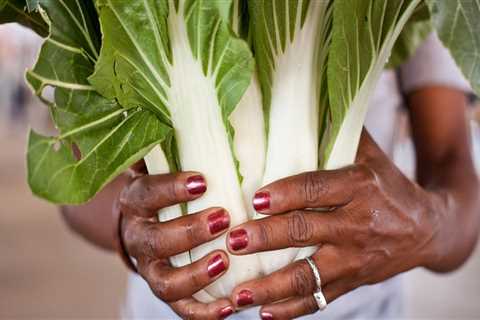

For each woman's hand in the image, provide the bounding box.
[227,132,444,319]
[117,168,234,319]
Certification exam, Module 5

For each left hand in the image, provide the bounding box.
[227,131,444,319]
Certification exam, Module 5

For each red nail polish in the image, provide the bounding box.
[207,254,226,278]
[253,191,270,211]
[237,289,253,306]
[208,210,230,234]
[186,175,206,195]
[229,229,248,251]
[261,312,273,320]
[219,306,233,319]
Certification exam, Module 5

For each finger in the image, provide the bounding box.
[120,171,207,218]
[253,167,370,214]
[231,246,344,308]
[124,207,230,259]
[260,296,318,320]
[259,283,346,320]
[227,210,341,254]
[260,279,354,320]
[171,297,234,320]
[141,250,229,303]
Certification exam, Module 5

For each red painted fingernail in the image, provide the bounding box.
[219,306,234,319]
[229,229,248,251]
[186,175,206,195]
[237,289,253,306]
[207,254,226,278]
[261,312,273,320]
[253,191,270,211]
[208,209,230,234]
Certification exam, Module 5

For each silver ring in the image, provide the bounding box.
[305,256,328,311]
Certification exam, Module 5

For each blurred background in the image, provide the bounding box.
[1,24,480,319]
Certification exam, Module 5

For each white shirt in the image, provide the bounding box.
[122,33,471,320]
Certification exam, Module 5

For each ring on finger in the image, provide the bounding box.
[305,256,327,311]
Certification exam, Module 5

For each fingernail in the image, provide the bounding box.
[261,312,273,320]
[186,175,206,195]
[253,191,270,211]
[208,209,230,234]
[207,254,226,278]
[229,229,248,251]
[236,289,253,306]
[219,306,234,319]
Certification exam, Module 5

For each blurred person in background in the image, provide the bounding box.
[0,24,42,129]
[60,32,480,320]
[9,82,29,124]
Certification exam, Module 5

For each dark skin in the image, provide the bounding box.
[63,86,480,319]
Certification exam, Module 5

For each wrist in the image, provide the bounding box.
[418,189,468,272]
[414,190,449,271]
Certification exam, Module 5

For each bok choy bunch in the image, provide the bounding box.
[1,0,479,301]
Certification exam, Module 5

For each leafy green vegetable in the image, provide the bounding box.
[427,0,480,95]
[24,0,171,204]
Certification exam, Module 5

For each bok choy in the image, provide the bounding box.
[1,0,479,301]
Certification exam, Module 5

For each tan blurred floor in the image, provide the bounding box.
[0,125,128,319]
[1,124,480,319]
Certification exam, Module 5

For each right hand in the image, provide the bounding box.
[117,164,234,319]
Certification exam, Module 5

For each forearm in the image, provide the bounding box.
[422,157,480,272]
[61,173,130,251]
[409,87,480,272]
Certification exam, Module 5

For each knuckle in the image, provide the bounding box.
[164,178,179,202]
[184,217,204,246]
[134,177,153,203]
[290,262,316,296]
[355,164,379,189]
[153,277,175,302]
[187,268,204,291]
[122,221,138,255]
[144,225,161,258]
[183,305,197,320]
[118,186,134,212]
[303,296,319,314]
[257,221,274,249]
[328,215,348,242]
[122,177,154,214]
[287,211,313,245]
[303,171,328,206]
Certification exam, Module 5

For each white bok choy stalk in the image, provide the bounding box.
[249,0,333,274]
[230,0,266,220]
[231,74,266,219]
[90,0,262,299]
[296,0,422,260]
